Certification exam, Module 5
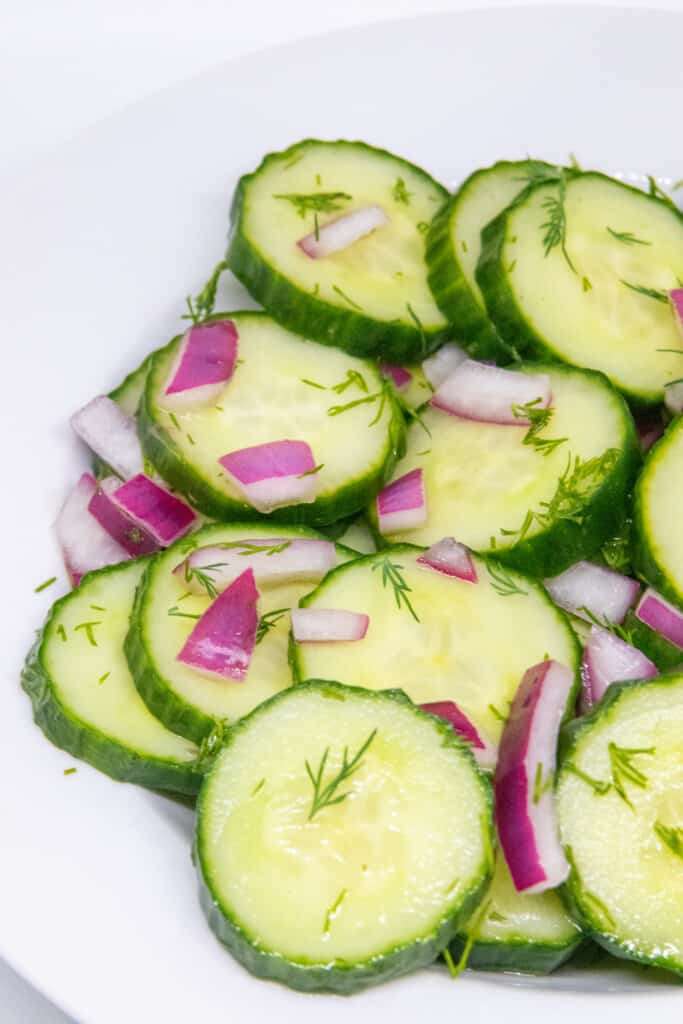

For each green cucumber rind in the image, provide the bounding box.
[227,139,451,364]
[194,679,495,994]
[138,313,406,526]
[476,171,683,409]
[22,563,203,795]
[633,416,683,606]
[447,932,582,975]
[557,674,683,977]
[622,611,683,672]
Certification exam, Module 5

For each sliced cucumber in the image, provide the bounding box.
[228,139,449,363]
[195,680,494,993]
[22,560,201,793]
[109,353,152,415]
[557,674,683,977]
[622,611,683,672]
[426,159,561,360]
[291,546,580,745]
[126,522,356,744]
[370,363,639,578]
[138,312,404,526]
[477,172,683,405]
[634,416,683,606]
[449,852,582,974]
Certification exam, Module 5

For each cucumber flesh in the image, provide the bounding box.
[109,354,152,415]
[228,140,449,363]
[139,312,404,526]
[370,363,639,578]
[557,674,683,976]
[195,680,494,993]
[477,172,683,405]
[292,546,579,745]
[126,522,357,743]
[634,416,683,606]
[22,560,201,793]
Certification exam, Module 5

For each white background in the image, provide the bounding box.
[2,0,681,1020]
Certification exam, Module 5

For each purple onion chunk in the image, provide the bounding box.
[176,568,259,681]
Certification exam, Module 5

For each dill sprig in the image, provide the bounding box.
[443,900,492,979]
[533,762,554,804]
[620,280,669,303]
[297,463,324,479]
[565,744,654,810]
[306,729,377,821]
[255,608,289,645]
[405,302,427,354]
[648,175,677,209]
[540,175,576,273]
[73,621,101,647]
[183,561,227,599]
[487,563,527,598]
[654,821,683,860]
[218,540,291,557]
[34,576,57,593]
[182,260,228,325]
[167,607,202,620]
[195,719,227,771]
[511,398,568,456]
[332,284,363,310]
[323,888,349,933]
[331,369,368,395]
[327,385,388,427]
[392,177,412,205]
[576,605,635,645]
[273,191,352,218]
[606,227,651,246]
[372,557,420,621]
[56,624,67,643]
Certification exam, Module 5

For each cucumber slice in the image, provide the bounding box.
[291,546,580,745]
[22,560,201,793]
[557,674,683,976]
[126,522,356,744]
[634,416,683,606]
[370,363,639,578]
[195,680,494,993]
[109,353,152,415]
[622,611,683,672]
[138,312,405,526]
[228,139,449,363]
[426,159,561,361]
[477,172,683,406]
[449,852,582,974]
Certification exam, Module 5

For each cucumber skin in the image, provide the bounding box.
[447,933,582,975]
[194,679,495,994]
[475,172,683,410]
[227,139,451,365]
[138,315,407,527]
[558,676,683,978]
[21,565,203,796]
[623,611,683,672]
[633,416,683,607]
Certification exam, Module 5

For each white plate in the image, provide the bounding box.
[3,5,683,1022]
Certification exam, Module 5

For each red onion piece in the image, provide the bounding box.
[495,660,573,894]
[88,477,161,555]
[636,416,664,451]
[70,395,143,480]
[635,587,683,649]
[298,205,388,258]
[669,289,683,336]
[91,474,195,548]
[291,608,369,642]
[431,359,552,425]
[420,701,496,770]
[416,537,477,583]
[544,561,639,626]
[422,343,468,390]
[175,538,336,592]
[164,320,238,409]
[56,473,130,586]
[376,468,426,534]
[176,568,259,681]
[582,626,657,708]
[381,363,412,390]
[219,440,319,513]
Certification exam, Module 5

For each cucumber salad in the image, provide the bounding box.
[25,140,683,993]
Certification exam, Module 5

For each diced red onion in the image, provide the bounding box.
[70,395,143,480]
[56,473,130,586]
[177,568,259,682]
[298,205,388,259]
[544,561,639,626]
[416,537,477,583]
[291,608,369,642]
[669,289,683,337]
[420,701,496,770]
[376,468,426,534]
[422,343,468,390]
[635,587,683,649]
[582,626,657,708]
[164,320,238,409]
[219,440,318,513]
[431,359,552,425]
[175,538,336,592]
[381,363,412,390]
[636,416,664,451]
[664,381,683,416]
[495,660,572,894]
[90,473,195,550]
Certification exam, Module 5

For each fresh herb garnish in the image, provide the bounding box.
[600,524,633,575]
[648,175,676,208]
[607,227,651,246]
[327,387,388,426]
[511,398,568,456]
[195,720,227,771]
[331,369,369,395]
[297,463,324,479]
[564,762,612,796]
[488,703,507,723]
[34,576,57,593]
[576,605,635,645]
[251,778,266,796]
[300,378,327,390]
[372,557,420,621]
[255,608,289,645]
[488,910,508,923]
[182,260,228,324]
[565,846,615,930]
[187,433,196,446]
[443,900,492,979]
[63,767,77,776]
[218,540,292,557]
[620,280,669,303]
[323,888,349,933]
[273,191,352,218]
[169,411,180,430]
[90,604,107,612]
[98,672,110,686]
[183,561,227,599]
[306,729,377,821]
[540,174,576,272]
[654,821,683,860]
[167,607,202,620]
[73,621,101,647]
[533,762,554,803]
[582,276,592,293]
[332,284,363,310]
[487,563,527,598]
[56,624,67,643]
[417,221,429,234]
[405,302,427,354]
[392,177,412,205]
[608,742,654,809]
